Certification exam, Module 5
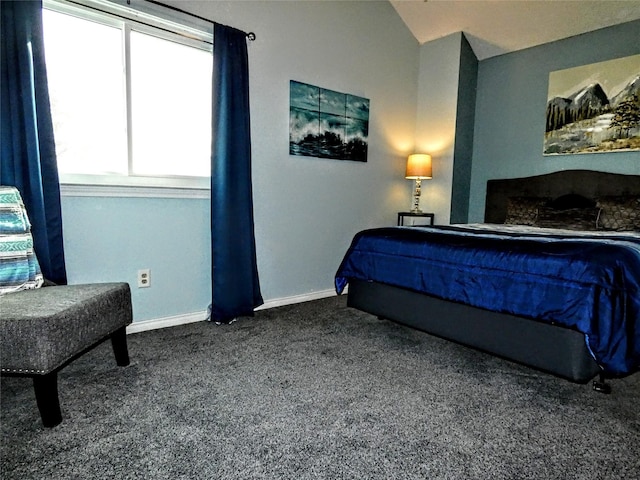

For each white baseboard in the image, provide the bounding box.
[127,311,207,334]
[126,287,346,334]
[255,287,342,310]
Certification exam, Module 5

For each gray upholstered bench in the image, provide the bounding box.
[0,283,132,427]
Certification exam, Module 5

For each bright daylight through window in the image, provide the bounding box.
[42,1,213,187]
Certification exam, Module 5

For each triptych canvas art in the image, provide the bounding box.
[289,80,370,162]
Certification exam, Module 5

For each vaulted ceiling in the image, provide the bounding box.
[389,0,640,60]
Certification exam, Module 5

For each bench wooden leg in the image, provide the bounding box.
[33,372,62,428]
[110,326,130,367]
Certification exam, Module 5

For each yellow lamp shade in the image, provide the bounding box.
[405,154,432,179]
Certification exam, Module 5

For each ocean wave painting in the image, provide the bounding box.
[290,80,369,162]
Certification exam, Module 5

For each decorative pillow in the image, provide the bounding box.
[535,206,600,231]
[504,197,550,226]
[596,196,640,231]
[0,186,44,295]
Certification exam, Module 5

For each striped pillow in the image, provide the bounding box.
[0,186,44,295]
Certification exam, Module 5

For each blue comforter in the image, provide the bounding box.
[335,224,640,376]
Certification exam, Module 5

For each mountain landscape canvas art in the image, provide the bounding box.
[544,54,640,155]
[289,80,369,162]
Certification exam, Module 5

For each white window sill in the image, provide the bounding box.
[59,174,210,199]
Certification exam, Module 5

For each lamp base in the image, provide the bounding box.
[410,179,422,213]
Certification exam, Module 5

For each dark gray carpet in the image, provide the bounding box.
[2,296,639,479]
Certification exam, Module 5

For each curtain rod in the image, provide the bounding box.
[140,0,256,40]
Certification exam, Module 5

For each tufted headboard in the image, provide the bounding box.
[484,170,640,224]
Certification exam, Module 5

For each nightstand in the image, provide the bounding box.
[397,212,434,226]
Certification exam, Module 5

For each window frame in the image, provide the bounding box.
[43,0,213,194]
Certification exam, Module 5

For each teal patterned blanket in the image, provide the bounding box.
[0,186,44,294]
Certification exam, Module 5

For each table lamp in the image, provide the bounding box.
[405,153,432,213]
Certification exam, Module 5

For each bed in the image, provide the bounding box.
[335,170,640,390]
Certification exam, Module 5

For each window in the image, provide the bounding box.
[42,0,213,188]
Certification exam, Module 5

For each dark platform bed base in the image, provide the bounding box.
[347,279,604,386]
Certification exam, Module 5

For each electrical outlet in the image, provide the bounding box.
[137,269,150,288]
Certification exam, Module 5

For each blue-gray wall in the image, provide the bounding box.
[61,0,419,325]
[61,194,211,322]
[450,34,478,224]
[415,33,464,225]
[469,20,640,222]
